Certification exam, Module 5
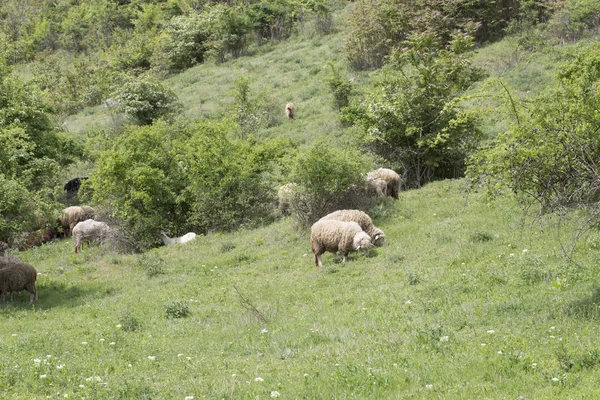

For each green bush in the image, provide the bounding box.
[324,62,353,111]
[111,77,181,125]
[165,300,190,319]
[289,140,373,226]
[90,120,290,248]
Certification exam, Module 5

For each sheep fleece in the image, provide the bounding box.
[0,261,37,302]
[310,220,369,256]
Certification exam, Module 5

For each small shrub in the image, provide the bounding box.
[138,254,167,277]
[221,242,236,253]
[471,231,494,243]
[165,300,190,319]
[119,311,140,332]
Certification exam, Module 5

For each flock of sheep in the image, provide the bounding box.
[1,133,402,303]
[306,168,401,267]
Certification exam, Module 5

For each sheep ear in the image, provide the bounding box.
[357,245,361,250]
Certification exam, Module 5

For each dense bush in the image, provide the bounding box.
[343,32,485,187]
[467,43,600,220]
[90,120,290,249]
[111,77,182,125]
[288,140,374,226]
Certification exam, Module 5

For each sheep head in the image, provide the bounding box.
[353,231,373,253]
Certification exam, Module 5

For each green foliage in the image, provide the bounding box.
[324,62,353,111]
[164,300,190,319]
[345,32,485,187]
[289,140,373,225]
[468,43,600,219]
[0,58,80,243]
[90,120,290,248]
[111,76,182,125]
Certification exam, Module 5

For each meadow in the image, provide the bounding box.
[3,179,600,398]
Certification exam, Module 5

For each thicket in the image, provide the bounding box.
[467,43,600,224]
[0,57,80,245]
[89,120,291,249]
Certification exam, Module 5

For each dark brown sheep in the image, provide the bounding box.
[0,260,38,303]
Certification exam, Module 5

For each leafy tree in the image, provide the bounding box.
[343,32,485,187]
[468,43,600,220]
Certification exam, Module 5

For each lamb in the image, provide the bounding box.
[0,259,38,303]
[160,231,197,246]
[310,219,373,267]
[367,168,402,200]
[285,102,295,120]
[319,209,386,247]
[72,219,112,253]
[58,206,95,236]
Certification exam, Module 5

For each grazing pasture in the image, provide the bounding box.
[2,179,600,398]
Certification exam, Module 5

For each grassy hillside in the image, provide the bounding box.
[3,179,600,398]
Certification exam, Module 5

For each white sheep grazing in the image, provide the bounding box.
[319,209,386,247]
[160,231,197,246]
[310,219,373,267]
[72,219,111,253]
[367,168,402,199]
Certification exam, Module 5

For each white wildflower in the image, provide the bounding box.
[185,397,195,400]
[148,356,156,361]
[178,354,184,357]
[34,359,41,365]
[109,342,116,346]
[425,384,433,389]
[57,364,64,370]
[116,324,122,329]
[40,374,48,379]
[439,336,449,342]
[522,249,528,253]
[487,330,495,334]
[255,377,264,382]
[552,377,560,382]
[261,328,268,334]
[271,391,281,398]
[81,342,88,345]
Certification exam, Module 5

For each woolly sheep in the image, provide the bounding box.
[367,168,402,199]
[160,231,197,246]
[72,219,111,253]
[319,209,386,247]
[310,219,373,267]
[58,206,95,236]
[285,102,295,120]
[0,259,38,303]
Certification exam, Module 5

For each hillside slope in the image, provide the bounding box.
[3,179,600,398]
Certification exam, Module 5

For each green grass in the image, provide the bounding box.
[3,179,600,398]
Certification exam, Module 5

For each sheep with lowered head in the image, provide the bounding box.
[319,209,385,247]
[310,219,373,267]
[0,259,38,303]
[160,231,197,246]
[72,219,111,253]
[367,168,402,199]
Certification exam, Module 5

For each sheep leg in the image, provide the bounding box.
[342,252,349,263]
[315,253,323,268]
